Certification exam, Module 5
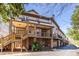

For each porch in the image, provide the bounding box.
[6,20,53,52]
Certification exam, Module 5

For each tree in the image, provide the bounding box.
[0,3,25,22]
[67,5,79,40]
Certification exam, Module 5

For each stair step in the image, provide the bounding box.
[0,33,28,52]
[0,33,15,50]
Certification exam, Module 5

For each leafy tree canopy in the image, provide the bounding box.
[67,5,79,40]
[0,3,24,22]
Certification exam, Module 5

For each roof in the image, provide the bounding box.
[50,17,60,29]
[27,9,39,14]
[22,10,51,20]
[51,17,66,37]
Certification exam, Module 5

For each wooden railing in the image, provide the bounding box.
[15,32,28,40]
[0,33,15,47]
[53,33,62,40]
[20,32,26,40]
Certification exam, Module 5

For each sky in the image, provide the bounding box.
[24,3,77,34]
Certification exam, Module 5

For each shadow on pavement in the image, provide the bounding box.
[56,44,79,50]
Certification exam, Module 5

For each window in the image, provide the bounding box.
[16,28,25,34]
[37,32,40,34]
[19,16,25,21]
[29,31,31,33]
[28,26,34,34]
[36,29,41,36]
[41,29,47,36]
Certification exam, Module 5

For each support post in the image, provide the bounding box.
[34,38,36,42]
[21,35,23,52]
[11,43,14,52]
[34,25,36,36]
[51,39,53,48]
[51,28,53,48]
[1,38,3,52]
[26,38,29,51]
[9,19,13,34]
[58,40,60,47]
[21,40,22,52]
[1,47,3,52]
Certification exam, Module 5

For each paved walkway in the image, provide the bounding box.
[0,49,79,56]
[0,44,79,56]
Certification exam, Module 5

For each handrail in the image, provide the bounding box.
[21,32,28,40]
[22,32,27,37]
[0,32,15,40]
[0,33,15,46]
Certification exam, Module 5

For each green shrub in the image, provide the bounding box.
[32,42,42,51]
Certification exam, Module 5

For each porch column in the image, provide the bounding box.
[11,43,14,52]
[20,35,23,52]
[58,40,60,47]
[9,19,13,34]
[57,40,59,47]
[34,38,36,42]
[60,41,62,47]
[34,25,36,36]
[61,41,63,46]
[51,39,53,48]
[50,28,53,48]
[13,26,15,33]
[20,41,22,52]
[1,38,3,52]
[1,47,3,52]
[21,40,23,52]
[26,38,29,51]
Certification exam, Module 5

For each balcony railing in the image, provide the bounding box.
[35,31,52,38]
[15,31,52,39]
[15,28,52,39]
[18,17,52,26]
[53,34,62,40]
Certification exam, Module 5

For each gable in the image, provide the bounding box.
[27,9,39,15]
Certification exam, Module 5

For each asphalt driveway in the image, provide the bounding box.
[57,44,78,49]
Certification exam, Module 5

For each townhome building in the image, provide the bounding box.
[0,10,68,52]
[50,15,69,48]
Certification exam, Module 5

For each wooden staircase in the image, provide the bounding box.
[0,31,29,52]
[0,33,15,52]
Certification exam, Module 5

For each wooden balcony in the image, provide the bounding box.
[53,34,62,40]
[27,31,52,39]
[35,35,52,39]
[12,20,53,39]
